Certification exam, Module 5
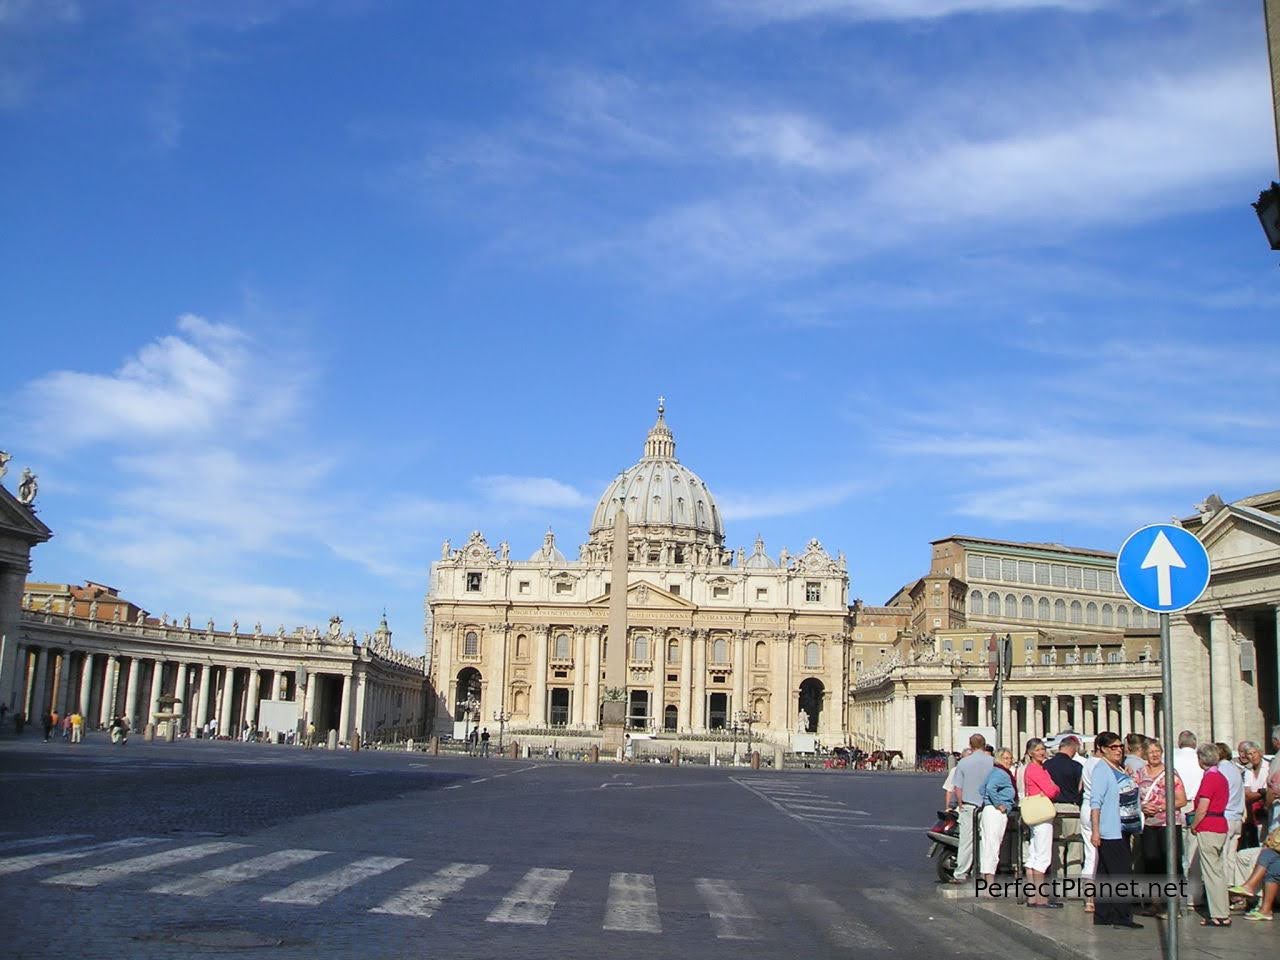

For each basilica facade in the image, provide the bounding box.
[427,404,852,744]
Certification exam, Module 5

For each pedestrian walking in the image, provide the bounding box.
[949,733,994,884]
[42,711,54,742]
[110,715,129,745]
[480,728,491,757]
[1019,737,1061,908]
[70,711,83,744]
[60,713,71,741]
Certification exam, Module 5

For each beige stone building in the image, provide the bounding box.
[427,403,852,744]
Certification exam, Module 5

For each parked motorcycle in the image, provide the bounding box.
[926,808,959,882]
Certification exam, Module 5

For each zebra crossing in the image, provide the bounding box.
[732,777,872,826]
[0,833,895,943]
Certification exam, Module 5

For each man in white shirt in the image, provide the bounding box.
[1217,747,1246,886]
[1239,740,1267,847]
[1172,731,1204,899]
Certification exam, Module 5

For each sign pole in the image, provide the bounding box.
[1159,612,1178,960]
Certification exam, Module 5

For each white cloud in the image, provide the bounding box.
[474,475,592,510]
[718,481,870,520]
[716,0,1107,23]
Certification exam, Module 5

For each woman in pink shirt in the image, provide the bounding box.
[1021,738,1061,908]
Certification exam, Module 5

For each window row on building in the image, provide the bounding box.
[968,591,1156,628]
[966,554,1122,595]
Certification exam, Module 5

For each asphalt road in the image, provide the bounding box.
[0,734,1044,960]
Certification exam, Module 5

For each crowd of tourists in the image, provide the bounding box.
[944,724,1280,929]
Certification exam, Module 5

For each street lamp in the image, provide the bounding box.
[461,695,479,754]
[735,708,761,758]
[493,708,512,752]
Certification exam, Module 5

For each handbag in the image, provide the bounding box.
[1021,793,1055,826]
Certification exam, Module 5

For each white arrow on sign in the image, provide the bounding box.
[1140,530,1186,606]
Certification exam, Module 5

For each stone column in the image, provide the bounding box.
[338,673,351,741]
[586,627,601,728]
[1208,613,1235,745]
[1142,694,1154,737]
[904,694,918,762]
[678,629,693,731]
[492,625,509,725]
[650,643,663,734]
[1122,694,1134,736]
[572,629,586,726]
[732,631,747,719]
[943,693,955,753]
[1001,696,1013,750]
[99,656,119,727]
[195,665,212,728]
[77,653,94,714]
[54,653,72,713]
[30,646,49,719]
[173,663,189,732]
[219,666,236,736]
[692,630,707,732]
[978,694,989,727]
[246,669,262,731]
[272,670,284,701]
[0,564,29,712]
[532,627,549,726]
[354,671,367,738]
[146,660,164,725]
[436,623,454,718]
[124,658,141,729]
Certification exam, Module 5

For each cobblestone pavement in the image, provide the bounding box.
[0,734,1047,959]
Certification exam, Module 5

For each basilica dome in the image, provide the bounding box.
[588,401,724,545]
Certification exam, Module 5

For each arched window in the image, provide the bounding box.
[970,591,984,614]
[1070,601,1083,624]
[712,637,728,663]
[1101,604,1113,626]
[1004,594,1017,618]
[1038,597,1050,620]
[1021,596,1034,620]
[754,640,768,667]
[1117,606,1129,628]
[667,638,679,664]
[555,633,571,659]
[634,635,649,661]
[1054,599,1067,622]
[1085,602,1098,625]
[804,641,820,668]
[987,591,1000,614]
[515,634,528,659]
[464,631,479,656]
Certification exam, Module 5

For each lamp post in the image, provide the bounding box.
[493,708,512,752]
[735,708,761,758]
[461,695,479,754]
[727,720,742,762]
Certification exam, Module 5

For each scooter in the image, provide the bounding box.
[926,808,960,883]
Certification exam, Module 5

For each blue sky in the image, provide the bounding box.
[2,0,1277,653]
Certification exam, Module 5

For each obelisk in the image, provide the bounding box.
[601,498,629,749]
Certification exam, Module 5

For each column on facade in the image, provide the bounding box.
[678,628,693,731]
[124,658,141,728]
[824,635,843,738]
[77,653,94,715]
[732,631,746,720]
[650,636,664,733]
[353,672,367,738]
[246,669,262,732]
[572,628,586,726]
[269,670,282,701]
[1208,613,1235,745]
[147,660,165,726]
[436,623,454,718]
[1142,694,1154,737]
[1000,696,1013,750]
[491,625,509,727]
[195,664,212,729]
[692,630,707,732]
[1070,695,1082,733]
[30,646,49,719]
[337,673,351,741]
[942,693,955,754]
[219,666,237,736]
[53,653,71,713]
[977,694,989,727]
[905,694,918,762]
[173,662,189,731]
[586,627,601,728]
[98,656,119,727]
[532,627,549,727]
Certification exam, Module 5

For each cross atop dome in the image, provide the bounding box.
[643,396,675,459]
[657,395,665,418]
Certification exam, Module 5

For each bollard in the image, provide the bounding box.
[144,723,155,742]
[671,747,680,767]
[165,724,175,743]
[327,729,338,751]
[352,733,361,752]
[710,746,718,767]
[751,750,761,770]
[406,738,414,752]
[522,744,531,759]
[430,736,439,755]
[589,744,599,764]
[773,745,785,770]
[507,742,518,760]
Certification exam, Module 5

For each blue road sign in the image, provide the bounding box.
[1116,524,1211,613]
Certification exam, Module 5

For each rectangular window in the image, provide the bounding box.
[553,670,568,679]
[854,660,862,672]
[1050,564,1066,587]
[967,556,984,580]
[466,572,482,592]
[648,551,660,563]
[1066,566,1082,589]
[713,675,725,683]
[667,673,677,682]
[555,581,572,595]
[1001,559,1017,581]
[517,580,531,595]
[755,587,768,602]
[669,584,680,596]
[712,586,729,599]
[1042,653,1053,665]
[805,582,821,602]
[1107,652,1122,664]
[1098,571,1114,594]
[963,639,974,651]
[603,582,610,595]
[984,557,1001,579]
[673,548,684,564]
[1035,562,1050,585]
[1082,569,1098,591]
[1017,560,1034,583]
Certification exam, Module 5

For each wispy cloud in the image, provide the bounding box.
[474,475,592,511]
[718,481,872,521]
[715,0,1108,23]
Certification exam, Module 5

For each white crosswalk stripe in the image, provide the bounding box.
[486,867,573,925]
[791,884,894,951]
[44,841,248,888]
[694,878,761,940]
[150,848,327,897]
[370,862,489,917]
[0,834,91,853]
[262,856,409,905]
[603,872,661,933]
[0,837,161,877]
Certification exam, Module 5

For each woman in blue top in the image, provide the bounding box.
[1090,731,1142,929]
[979,748,1017,887]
